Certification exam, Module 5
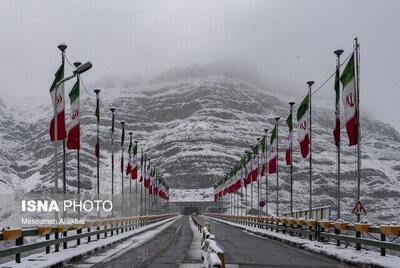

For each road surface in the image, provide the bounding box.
[68,215,351,267]
[195,215,350,268]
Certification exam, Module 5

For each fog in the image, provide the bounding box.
[0,0,399,130]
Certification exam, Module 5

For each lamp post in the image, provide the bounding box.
[289,102,295,216]
[334,49,343,220]
[274,117,280,216]
[120,120,125,216]
[110,107,116,215]
[307,80,315,218]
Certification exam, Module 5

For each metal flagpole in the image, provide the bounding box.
[240,164,243,216]
[289,102,295,216]
[120,121,125,216]
[94,89,101,198]
[334,49,344,220]
[54,44,67,196]
[275,117,280,216]
[73,62,82,195]
[250,146,254,212]
[354,38,361,223]
[245,151,248,215]
[140,149,143,216]
[134,141,138,216]
[128,132,133,216]
[110,108,115,215]
[256,138,260,217]
[144,155,148,215]
[307,81,315,219]
[265,136,268,215]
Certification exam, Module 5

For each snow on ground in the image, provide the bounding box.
[1,215,181,268]
[169,188,214,202]
[202,215,400,268]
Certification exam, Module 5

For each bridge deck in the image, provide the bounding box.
[66,216,350,267]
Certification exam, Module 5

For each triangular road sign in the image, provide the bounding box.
[352,200,367,215]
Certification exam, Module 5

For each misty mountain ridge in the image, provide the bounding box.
[0,62,400,223]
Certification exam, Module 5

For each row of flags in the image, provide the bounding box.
[48,58,169,201]
[214,50,359,201]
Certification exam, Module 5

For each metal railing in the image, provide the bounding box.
[0,214,177,264]
[205,214,400,257]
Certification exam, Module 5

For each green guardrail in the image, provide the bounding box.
[0,214,177,263]
[205,214,400,257]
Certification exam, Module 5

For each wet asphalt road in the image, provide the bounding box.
[94,216,196,268]
[195,215,351,268]
[69,216,352,267]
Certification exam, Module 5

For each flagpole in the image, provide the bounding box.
[73,62,82,195]
[240,165,243,216]
[274,117,280,216]
[250,146,254,212]
[307,81,314,219]
[354,38,361,223]
[244,152,248,216]
[264,128,269,216]
[120,121,125,216]
[54,44,67,196]
[144,155,148,215]
[140,149,143,216]
[128,132,133,216]
[256,138,260,217]
[94,90,101,200]
[334,49,344,220]
[110,108,115,215]
[289,102,295,216]
[134,141,138,216]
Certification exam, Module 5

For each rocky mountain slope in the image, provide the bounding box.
[1,62,400,223]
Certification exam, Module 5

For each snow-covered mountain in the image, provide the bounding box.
[1,62,400,223]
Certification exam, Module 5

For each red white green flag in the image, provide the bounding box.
[285,113,293,165]
[67,81,80,149]
[260,136,266,176]
[126,136,132,175]
[49,62,67,141]
[297,95,310,158]
[268,126,277,174]
[340,54,357,146]
[333,65,341,147]
[131,142,138,180]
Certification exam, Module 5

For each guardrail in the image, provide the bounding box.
[0,214,177,263]
[191,216,225,268]
[205,214,400,257]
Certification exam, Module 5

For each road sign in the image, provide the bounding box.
[352,200,367,215]
[259,201,265,208]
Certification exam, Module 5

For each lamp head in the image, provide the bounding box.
[57,43,67,52]
[306,81,314,87]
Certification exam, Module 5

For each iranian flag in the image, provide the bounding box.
[67,81,80,149]
[340,54,357,146]
[251,146,258,182]
[139,153,144,182]
[131,142,138,180]
[333,66,341,147]
[285,113,293,165]
[260,136,266,176]
[126,137,132,175]
[268,126,277,174]
[49,62,67,141]
[297,95,310,158]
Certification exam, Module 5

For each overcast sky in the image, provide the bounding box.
[0,0,399,130]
